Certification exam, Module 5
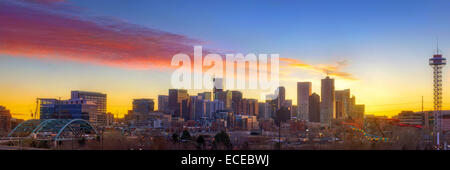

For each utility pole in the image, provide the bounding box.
[279,122,281,150]
[101,128,104,150]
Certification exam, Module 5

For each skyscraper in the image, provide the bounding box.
[258,102,271,120]
[158,95,169,113]
[193,98,207,121]
[241,99,259,116]
[276,86,286,110]
[309,93,321,122]
[354,104,365,120]
[198,92,212,101]
[335,89,350,119]
[297,82,312,120]
[205,100,224,118]
[231,91,243,114]
[215,90,232,110]
[320,76,335,125]
[283,99,293,118]
[168,89,189,117]
[349,95,356,118]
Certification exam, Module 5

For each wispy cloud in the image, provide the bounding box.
[0,0,202,70]
[21,0,67,4]
[280,57,358,80]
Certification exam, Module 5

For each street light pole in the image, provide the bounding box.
[279,122,281,150]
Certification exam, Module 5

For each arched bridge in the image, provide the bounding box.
[8,119,98,141]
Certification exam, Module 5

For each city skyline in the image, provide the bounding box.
[2,0,450,119]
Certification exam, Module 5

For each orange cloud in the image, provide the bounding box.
[280,57,358,80]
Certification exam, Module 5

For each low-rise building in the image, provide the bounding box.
[0,106,12,134]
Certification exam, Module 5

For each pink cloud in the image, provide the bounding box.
[0,0,202,70]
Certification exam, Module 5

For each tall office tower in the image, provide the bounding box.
[168,89,178,115]
[258,102,271,119]
[266,94,278,118]
[215,90,232,110]
[354,104,365,120]
[231,91,243,114]
[241,99,259,116]
[348,95,356,119]
[189,96,202,121]
[291,105,298,119]
[309,93,321,122]
[158,95,169,113]
[71,91,107,114]
[168,89,189,117]
[283,99,293,118]
[180,99,190,120]
[198,92,212,101]
[429,46,446,148]
[186,96,199,121]
[205,100,224,118]
[297,82,312,120]
[276,86,286,110]
[335,89,350,119]
[133,99,154,114]
[194,98,207,121]
[320,76,335,125]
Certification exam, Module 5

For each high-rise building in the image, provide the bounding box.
[231,91,243,114]
[266,94,278,118]
[71,91,107,114]
[354,104,365,120]
[168,89,189,117]
[205,100,224,118]
[194,98,207,121]
[158,95,169,113]
[258,102,271,120]
[133,98,154,114]
[198,92,212,101]
[349,96,356,118]
[283,99,293,118]
[241,99,259,116]
[168,89,178,115]
[181,98,190,120]
[335,89,350,119]
[297,82,312,120]
[276,86,286,110]
[320,76,335,125]
[215,90,232,110]
[309,93,321,122]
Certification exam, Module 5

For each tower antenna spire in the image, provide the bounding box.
[437,37,440,54]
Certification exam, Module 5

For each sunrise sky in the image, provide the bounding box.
[2,0,450,119]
